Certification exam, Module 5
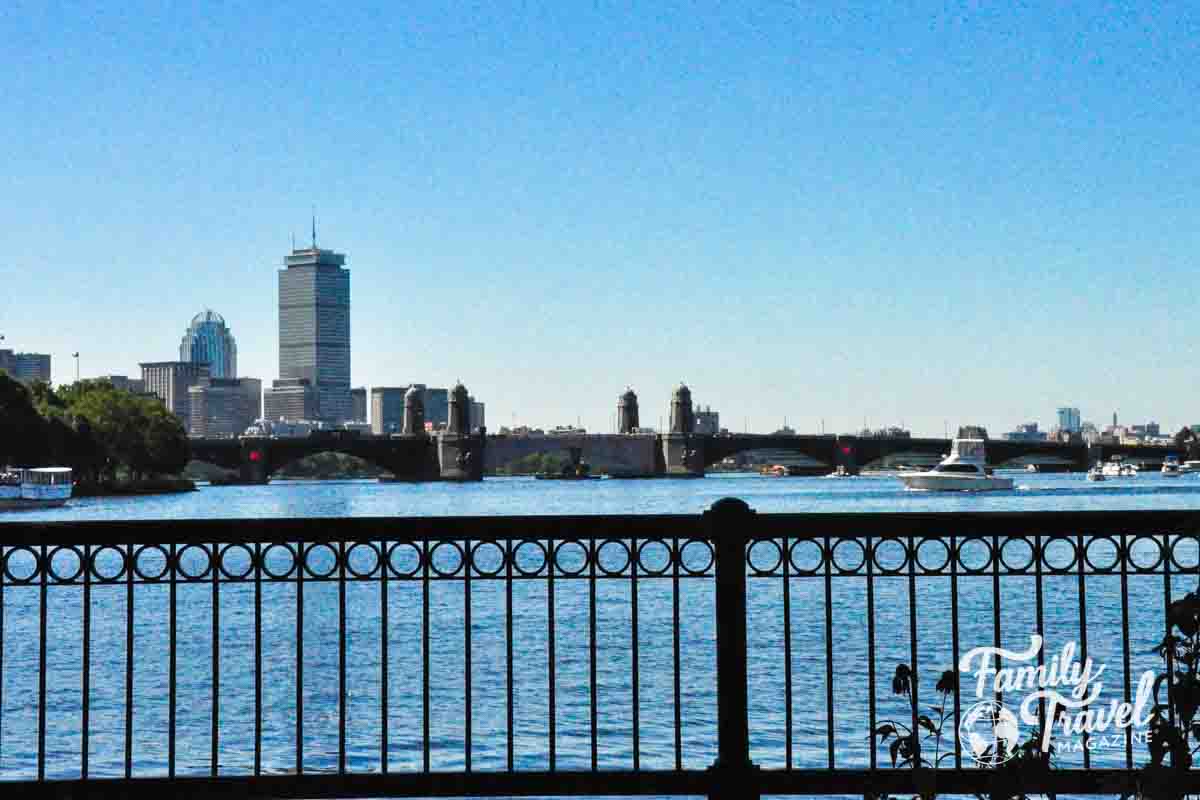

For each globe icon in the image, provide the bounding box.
[958,700,1021,765]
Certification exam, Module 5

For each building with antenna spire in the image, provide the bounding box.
[264,227,352,422]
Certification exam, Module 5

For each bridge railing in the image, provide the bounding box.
[1,504,1198,798]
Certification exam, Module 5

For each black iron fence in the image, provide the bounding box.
[0,500,1198,798]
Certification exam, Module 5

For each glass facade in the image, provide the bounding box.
[179,310,238,378]
[279,247,351,421]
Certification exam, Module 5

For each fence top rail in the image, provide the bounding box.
[0,506,1198,546]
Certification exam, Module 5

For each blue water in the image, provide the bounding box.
[1,473,1197,788]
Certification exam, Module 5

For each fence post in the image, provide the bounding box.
[705,497,759,800]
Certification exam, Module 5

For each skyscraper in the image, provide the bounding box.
[1056,407,1081,434]
[140,361,210,428]
[179,310,238,378]
[274,233,351,421]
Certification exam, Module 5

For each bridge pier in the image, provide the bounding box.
[239,438,271,484]
[662,433,705,477]
[438,382,486,481]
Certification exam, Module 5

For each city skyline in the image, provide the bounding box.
[4,4,1197,436]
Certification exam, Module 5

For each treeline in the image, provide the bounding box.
[0,372,190,481]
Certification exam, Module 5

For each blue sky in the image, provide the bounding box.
[2,2,1197,436]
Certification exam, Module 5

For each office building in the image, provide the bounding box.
[1003,422,1047,441]
[188,377,262,437]
[99,375,147,394]
[263,378,319,422]
[695,406,720,435]
[1056,407,1081,434]
[371,385,452,434]
[469,397,485,432]
[140,361,210,426]
[278,238,351,421]
[351,387,367,423]
[180,310,238,378]
[0,350,51,384]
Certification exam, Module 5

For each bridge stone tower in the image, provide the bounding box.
[663,383,704,477]
[402,385,425,435]
[438,381,485,480]
[618,387,639,434]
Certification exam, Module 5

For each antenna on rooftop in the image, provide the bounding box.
[311,210,317,249]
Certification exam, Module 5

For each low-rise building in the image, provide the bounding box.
[188,377,263,438]
[1003,423,1047,442]
[0,350,51,384]
[263,378,319,422]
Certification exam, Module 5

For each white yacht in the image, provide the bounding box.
[1162,455,1182,477]
[1086,465,1106,482]
[1180,460,1200,475]
[1101,457,1137,477]
[0,467,73,510]
[898,439,1013,491]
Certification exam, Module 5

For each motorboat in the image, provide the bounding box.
[1180,460,1200,475]
[1101,457,1137,477]
[824,465,855,478]
[1086,465,1106,482]
[0,467,73,510]
[1162,455,1182,477]
[898,439,1013,491]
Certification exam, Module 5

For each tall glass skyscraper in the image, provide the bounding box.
[179,310,237,378]
[275,241,351,421]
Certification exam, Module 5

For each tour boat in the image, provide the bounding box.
[1162,456,1182,477]
[0,467,73,510]
[898,439,1013,491]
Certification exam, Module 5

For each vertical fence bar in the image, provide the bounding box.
[422,539,430,773]
[1034,534,1045,732]
[824,532,835,770]
[1162,533,1176,730]
[254,542,262,777]
[212,544,220,776]
[81,544,91,779]
[992,533,1002,709]
[380,538,388,774]
[124,543,134,779]
[37,543,47,781]
[338,540,347,774]
[865,534,876,771]
[630,534,640,772]
[949,533,961,769]
[1120,532,1133,769]
[672,535,682,772]
[547,535,556,772]
[1077,531,1090,768]
[464,537,472,773]
[505,539,514,773]
[296,540,305,775]
[169,543,177,778]
[589,539,598,771]
[782,533,793,770]
[906,535,919,766]
[0,544,4,772]
[706,498,757,800]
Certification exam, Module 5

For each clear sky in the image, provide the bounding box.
[3,2,1197,436]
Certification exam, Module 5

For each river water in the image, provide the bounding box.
[1,472,1198,788]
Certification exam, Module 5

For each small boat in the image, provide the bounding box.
[1162,455,1182,477]
[1101,456,1137,477]
[761,464,800,477]
[1086,465,1106,482]
[1180,460,1200,475]
[0,467,73,510]
[824,465,855,478]
[898,439,1013,491]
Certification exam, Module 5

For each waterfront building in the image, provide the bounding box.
[1003,422,1047,442]
[0,350,51,384]
[351,387,367,423]
[179,310,238,378]
[1056,407,1081,434]
[140,361,210,428]
[469,397,485,433]
[695,406,720,435]
[188,377,262,438]
[98,375,146,394]
[278,238,351,421]
[371,385,450,434]
[263,378,319,422]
